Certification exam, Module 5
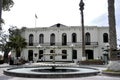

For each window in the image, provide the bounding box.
[103,33,108,43]
[72,50,77,59]
[39,50,43,59]
[62,33,67,45]
[72,33,77,43]
[39,34,44,44]
[29,34,34,46]
[28,50,33,61]
[85,32,91,45]
[50,33,55,46]
[62,50,67,59]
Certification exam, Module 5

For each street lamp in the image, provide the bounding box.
[79,0,85,60]
[70,44,74,62]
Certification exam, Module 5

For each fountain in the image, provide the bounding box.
[4,46,100,78]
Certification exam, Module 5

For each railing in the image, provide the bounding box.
[27,42,98,47]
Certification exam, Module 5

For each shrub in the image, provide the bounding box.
[78,59,104,65]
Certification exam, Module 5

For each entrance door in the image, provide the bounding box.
[39,50,43,59]
[72,50,77,59]
[86,50,93,59]
[28,50,33,61]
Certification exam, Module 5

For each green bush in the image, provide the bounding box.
[78,59,104,65]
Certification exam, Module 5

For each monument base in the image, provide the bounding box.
[107,60,120,71]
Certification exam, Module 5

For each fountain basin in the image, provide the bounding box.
[4,66,99,78]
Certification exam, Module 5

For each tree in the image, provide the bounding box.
[0,30,11,62]
[107,0,120,71]
[8,26,27,58]
[108,0,117,59]
[0,0,14,29]
[9,35,27,58]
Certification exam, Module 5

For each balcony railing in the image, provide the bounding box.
[27,42,98,47]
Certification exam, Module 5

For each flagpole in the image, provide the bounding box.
[35,17,36,27]
[35,14,38,27]
[35,14,38,46]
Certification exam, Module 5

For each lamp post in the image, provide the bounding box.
[70,44,74,62]
[79,0,85,60]
[35,44,42,62]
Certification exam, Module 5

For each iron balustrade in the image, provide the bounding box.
[27,42,98,47]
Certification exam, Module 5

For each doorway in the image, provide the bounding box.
[28,50,33,61]
[85,50,94,59]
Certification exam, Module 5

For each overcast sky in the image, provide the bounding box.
[2,0,108,27]
[2,0,120,45]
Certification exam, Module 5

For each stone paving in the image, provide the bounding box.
[0,63,120,80]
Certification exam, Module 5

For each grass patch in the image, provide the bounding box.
[103,70,120,73]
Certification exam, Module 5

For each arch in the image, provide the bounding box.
[50,33,55,46]
[62,33,67,45]
[85,32,91,45]
[39,34,44,44]
[29,34,34,46]
[72,33,77,43]
[103,33,108,43]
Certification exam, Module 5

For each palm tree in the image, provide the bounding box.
[9,35,27,58]
[108,0,117,59]
[107,0,120,71]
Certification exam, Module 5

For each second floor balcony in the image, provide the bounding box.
[27,42,98,48]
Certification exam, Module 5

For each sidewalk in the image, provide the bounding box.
[0,63,10,68]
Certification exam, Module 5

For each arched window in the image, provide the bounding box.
[50,33,55,46]
[103,33,108,43]
[62,33,67,45]
[29,34,34,46]
[72,33,77,43]
[39,34,44,44]
[85,32,91,45]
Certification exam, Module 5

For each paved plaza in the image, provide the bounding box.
[0,63,120,80]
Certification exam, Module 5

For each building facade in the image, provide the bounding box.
[12,23,109,62]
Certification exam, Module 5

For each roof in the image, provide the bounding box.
[50,23,68,28]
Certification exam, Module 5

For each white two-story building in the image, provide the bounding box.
[12,23,109,62]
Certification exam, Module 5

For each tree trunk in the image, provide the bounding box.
[107,0,120,71]
[0,0,3,30]
[108,0,117,60]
